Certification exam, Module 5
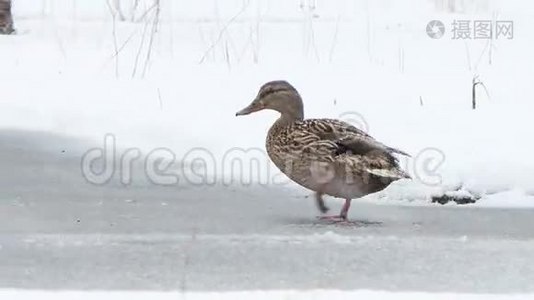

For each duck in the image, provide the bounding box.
[236,80,410,222]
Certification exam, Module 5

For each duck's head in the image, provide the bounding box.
[236,80,304,121]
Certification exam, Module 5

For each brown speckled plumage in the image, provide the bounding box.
[236,80,410,221]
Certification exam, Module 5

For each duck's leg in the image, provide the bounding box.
[318,198,352,222]
[316,192,343,221]
[339,199,352,220]
[315,192,329,213]
[316,192,347,221]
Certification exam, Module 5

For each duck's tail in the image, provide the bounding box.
[366,167,411,180]
[386,146,411,157]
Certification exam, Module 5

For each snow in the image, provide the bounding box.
[2,0,534,296]
[3,1,534,205]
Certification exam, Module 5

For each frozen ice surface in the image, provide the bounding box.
[1,130,534,294]
[1,290,534,300]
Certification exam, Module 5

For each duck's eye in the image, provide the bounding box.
[259,88,283,99]
[259,88,272,99]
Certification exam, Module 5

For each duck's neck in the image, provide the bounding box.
[271,92,304,126]
[277,111,304,125]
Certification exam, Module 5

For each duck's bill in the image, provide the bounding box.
[235,101,263,116]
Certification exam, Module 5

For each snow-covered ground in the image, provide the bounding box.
[3,0,534,205]
[1,0,534,298]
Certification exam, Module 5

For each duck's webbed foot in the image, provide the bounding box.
[317,215,346,222]
[315,192,329,213]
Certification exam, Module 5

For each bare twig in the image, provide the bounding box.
[474,39,490,70]
[301,2,320,62]
[52,21,67,59]
[132,16,150,78]
[472,75,478,109]
[141,0,160,78]
[130,0,140,22]
[253,8,261,63]
[328,15,340,62]
[157,87,163,110]
[366,5,372,62]
[250,26,259,63]
[488,36,494,65]
[473,13,498,69]
[113,30,138,58]
[236,28,252,63]
[131,0,161,77]
[168,0,175,57]
[464,41,472,71]
[472,75,491,110]
[135,1,158,23]
[112,0,126,21]
[398,41,404,73]
[238,21,260,64]
[224,39,231,69]
[106,0,120,77]
[489,11,498,65]
[198,0,251,64]
[100,28,141,72]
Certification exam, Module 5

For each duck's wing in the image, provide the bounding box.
[302,118,411,158]
[297,119,411,180]
[280,126,337,162]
